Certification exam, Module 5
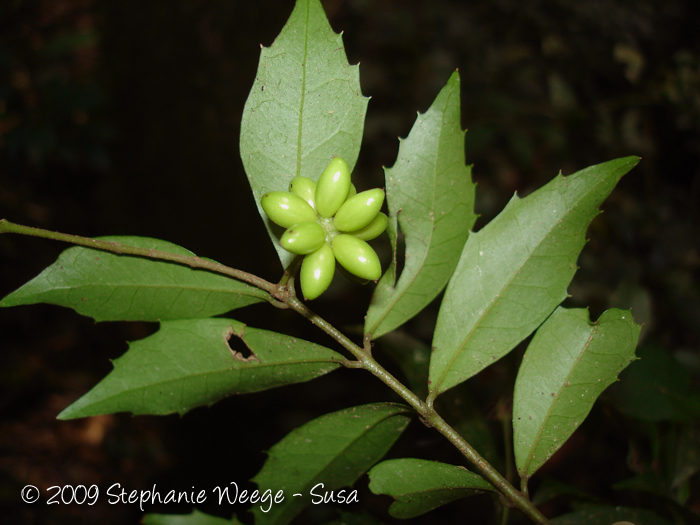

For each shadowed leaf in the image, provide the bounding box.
[368,458,493,519]
[142,510,243,525]
[252,403,411,525]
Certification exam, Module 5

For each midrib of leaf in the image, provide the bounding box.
[296,2,310,178]
[36,282,263,298]
[256,407,409,519]
[368,86,457,334]
[433,173,609,394]
[300,411,401,483]
[70,355,342,412]
[520,323,599,476]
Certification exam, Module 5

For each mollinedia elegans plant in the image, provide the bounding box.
[1,1,646,524]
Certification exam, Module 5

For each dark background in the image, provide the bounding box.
[1,0,699,524]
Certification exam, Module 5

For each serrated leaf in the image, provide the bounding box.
[0,237,266,322]
[429,156,640,398]
[240,0,368,267]
[251,403,411,525]
[58,318,343,419]
[142,509,243,525]
[365,72,476,339]
[513,307,640,480]
[550,505,672,525]
[368,458,493,519]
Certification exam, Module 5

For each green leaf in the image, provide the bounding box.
[672,421,700,491]
[606,345,700,421]
[142,510,243,525]
[251,403,411,525]
[0,237,266,322]
[240,0,368,267]
[531,476,600,506]
[365,71,476,339]
[429,156,640,398]
[513,307,641,480]
[550,505,672,525]
[58,318,343,419]
[368,458,493,519]
[612,472,668,497]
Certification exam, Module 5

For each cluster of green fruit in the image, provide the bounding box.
[261,157,387,300]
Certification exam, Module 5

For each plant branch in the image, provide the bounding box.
[285,297,550,524]
[0,219,278,297]
[1,218,550,524]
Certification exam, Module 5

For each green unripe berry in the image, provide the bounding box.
[280,222,325,255]
[261,191,316,229]
[300,242,335,300]
[349,212,388,241]
[315,157,351,218]
[331,234,381,281]
[333,188,385,232]
[289,176,317,209]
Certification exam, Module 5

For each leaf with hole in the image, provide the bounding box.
[58,318,343,419]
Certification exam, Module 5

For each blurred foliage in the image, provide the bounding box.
[1,0,699,524]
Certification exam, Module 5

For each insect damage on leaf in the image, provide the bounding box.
[225,325,260,363]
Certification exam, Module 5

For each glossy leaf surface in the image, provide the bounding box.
[429,156,640,397]
[365,71,476,338]
[513,307,640,480]
[0,237,266,322]
[252,403,411,525]
[240,0,368,267]
[58,318,343,419]
[368,458,493,519]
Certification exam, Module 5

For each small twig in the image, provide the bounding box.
[0,219,277,294]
